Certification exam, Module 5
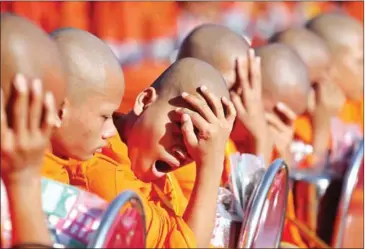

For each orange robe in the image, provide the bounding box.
[173,138,237,200]
[41,152,70,184]
[59,2,90,31]
[80,135,197,248]
[293,99,363,246]
[295,99,364,146]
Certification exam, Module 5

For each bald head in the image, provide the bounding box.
[50,28,124,104]
[177,24,250,88]
[256,43,310,114]
[307,13,363,52]
[1,13,67,109]
[269,27,331,83]
[152,57,229,101]
[307,13,363,100]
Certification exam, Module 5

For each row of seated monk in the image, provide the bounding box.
[0,2,362,65]
[0,9,363,249]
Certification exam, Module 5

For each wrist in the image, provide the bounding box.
[196,154,224,173]
[4,171,42,190]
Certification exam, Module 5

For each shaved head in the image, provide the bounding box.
[269,27,331,83]
[307,13,363,52]
[152,57,229,101]
[1,13,67,109]
[49,28,125,161]
[50,28,124,104]
[307,13,363,100]
[256,43,310,115]
[177,24,250,88]
[127,57,230,181]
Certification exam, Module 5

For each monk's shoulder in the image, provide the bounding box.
[41,152,70,184]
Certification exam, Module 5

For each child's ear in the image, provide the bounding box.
[133,87,158,116]
[55,98,69,128]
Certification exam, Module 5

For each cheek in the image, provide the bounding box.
[71,110,101,141]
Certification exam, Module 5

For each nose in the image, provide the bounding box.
[101,118,117,139]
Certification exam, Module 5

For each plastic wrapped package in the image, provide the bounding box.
[211,153,266,248]
[1,178,146,248]
[330,117,362,163]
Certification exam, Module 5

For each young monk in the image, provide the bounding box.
[269,27,346,157]
[82,58,236,248]
[255,43,311,164]
[1,13,67,247]
[307,13,363,131]
[175,24,271,199]
[40,28,124,185]
[176,24,310,247]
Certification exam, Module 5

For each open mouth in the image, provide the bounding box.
[155,160,173,173]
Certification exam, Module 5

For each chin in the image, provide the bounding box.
[72,151,94,162]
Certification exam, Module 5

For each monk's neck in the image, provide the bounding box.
[48,140,70,161]
[113,111,137,144]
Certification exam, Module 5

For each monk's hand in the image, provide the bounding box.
[310,76,345,155]
[176,85,236,167]
[313,76,346,117]
[230,49,271,161]
[1,74,57,185]
[266,102,297,165]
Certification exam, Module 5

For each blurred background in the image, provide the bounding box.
[1,1,363,112]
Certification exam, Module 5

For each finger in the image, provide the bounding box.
[11,74,29,136]
[29,79,43,131]
[251,55,262,94]
[265,113,287,132]
[1,89,9,143]
[41,92,57,136]
[237,55,250,97]
[176,108,209,133]
[181,113,198,148]
[221,96,237,124]
[1,89,8,131]
[181,91,216,122]
[199,85,225,119]
[230,91,246,116]
[276,102,297,123]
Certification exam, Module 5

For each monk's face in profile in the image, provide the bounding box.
[127,88,193,182]
[52,73,122,161]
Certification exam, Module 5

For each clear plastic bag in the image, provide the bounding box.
[211,153,266,248]
[330,117,362,163]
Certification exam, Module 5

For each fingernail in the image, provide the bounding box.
[200,85,207,92]
[277,102,285,109]
[32,79,42,95]
[45,92,55,106]
[222,96,228,102]
[182,113,189,122]
[54,117,62,128]
[249,49,255,57]
[181,92,188,98]
[14,74,27,92]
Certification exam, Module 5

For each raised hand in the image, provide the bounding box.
[230,49,271,162]
[1,74,57,184]
[266,102,297,164]
[309,74,346,117]
[176,85,236,167]
[176,85,236,247]
[309,75,345,155]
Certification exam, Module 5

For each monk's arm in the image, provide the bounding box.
[311,110,331,157]
[183,155,224,248]
[6,174,52,247]
[85,159,197,248]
